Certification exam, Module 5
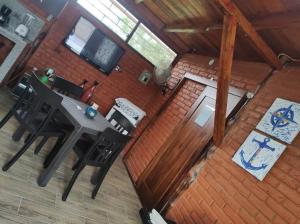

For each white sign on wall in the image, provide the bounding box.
[256,98,300,144]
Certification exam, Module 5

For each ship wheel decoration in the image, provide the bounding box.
[270,104,297,131]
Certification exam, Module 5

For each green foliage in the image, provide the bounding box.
[128,26,176,67]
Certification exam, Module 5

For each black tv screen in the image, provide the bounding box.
[64,17,124,75]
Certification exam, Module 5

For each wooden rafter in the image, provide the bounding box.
[213,14,237,146]
[214,0,282,70]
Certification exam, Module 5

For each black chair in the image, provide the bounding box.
[52,128,131,201]
[0,75,66,171]
[10,73,32,99]
[48,76,81,132]
[108,110,135,135]
[52,76,83,99]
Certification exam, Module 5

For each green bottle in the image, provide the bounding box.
[39,75,49,84]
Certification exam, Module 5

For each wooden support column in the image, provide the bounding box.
[213,14,237,146]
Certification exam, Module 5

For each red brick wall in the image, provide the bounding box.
[125,80,206,181]
[166,67,300,224]
[27,1,159,115]
[124,54,272,183]
[19,0,49,20]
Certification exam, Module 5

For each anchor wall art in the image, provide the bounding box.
[256,98,300,144]
[232,131,286,181]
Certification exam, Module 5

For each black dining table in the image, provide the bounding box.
[12,92,114,187]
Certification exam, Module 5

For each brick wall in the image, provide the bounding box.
[27,1,159,115]
[166,67,300,224]
[124,54,272,183]
[125,80,205,181]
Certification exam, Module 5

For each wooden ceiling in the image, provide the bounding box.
[121,0,300,62]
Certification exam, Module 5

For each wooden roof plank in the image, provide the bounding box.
[164,10,300,32]
[253,11,300,30]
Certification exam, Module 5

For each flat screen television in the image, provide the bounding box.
[64,17,125,75]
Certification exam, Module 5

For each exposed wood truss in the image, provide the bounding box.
[130,0,283,144]
[213,15,237,146]
[213,0,281,145]
[214,0,282,70]
[130,0,300,62]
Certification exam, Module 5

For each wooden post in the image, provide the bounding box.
[213,15,237,146]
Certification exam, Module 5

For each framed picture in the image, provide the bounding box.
[232,131,286,181]
[256,98,300,144]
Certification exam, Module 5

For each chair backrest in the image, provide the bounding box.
[52,76,83,99]
[85,128,131,167]
[14,74,63,133]
[108,110,135,135]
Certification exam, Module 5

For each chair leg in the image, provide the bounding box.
[12,126,26,141]
[72,159,82,171]
[34,136,48,155]
[62,163,85,201]
[90,167,101,185]
[2,135,37,171]
[91,167,110,199]
[24,134,32,144]
[0,111,13,129]
[43,136,64,169]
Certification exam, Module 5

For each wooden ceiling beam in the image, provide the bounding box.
[164,11,300,33]
[213,14,237,146]
[214,0,282,70]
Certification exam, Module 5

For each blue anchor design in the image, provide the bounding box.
[240,137,275,171]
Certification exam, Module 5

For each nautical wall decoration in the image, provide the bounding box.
[256,98,300,144]
[232,131,286,181]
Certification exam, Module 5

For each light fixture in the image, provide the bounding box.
[208,58,215,66]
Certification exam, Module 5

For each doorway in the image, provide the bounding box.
[136,84,245,210]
